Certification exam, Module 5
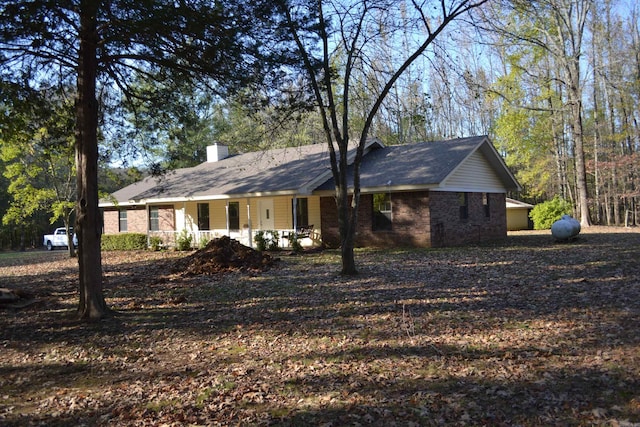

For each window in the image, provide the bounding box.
[119,209,127,232]
[228,202,240,230]
[483,193,490,218]
[197,203,210,230]
[149,206,159,231]
[459,192,469,221]
[372,193,392,231]
[292,198,309,228]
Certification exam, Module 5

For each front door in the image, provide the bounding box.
[258,199,274,230]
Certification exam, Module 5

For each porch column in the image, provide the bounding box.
[246,198,252,248]
[183,201,187,230]
[293,196,298,233]
[225,202,230,236]
[146,205,150,247]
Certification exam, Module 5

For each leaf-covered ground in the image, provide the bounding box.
[1,227,639,426]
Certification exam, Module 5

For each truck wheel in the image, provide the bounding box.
[46,241,53,251]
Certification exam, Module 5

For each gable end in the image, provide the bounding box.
[439,149,505,192]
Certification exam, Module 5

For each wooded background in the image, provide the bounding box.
[1,0,638,250]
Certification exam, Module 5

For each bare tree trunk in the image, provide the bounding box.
[612,167,620,225]
[591,20,602,225]
[552,0,591,226]
[75,0,108,320]
[65,221,76,259]
[335,150,358,275]
[547,86,567,199]
[283,1,487,275]
[569,94,591,226]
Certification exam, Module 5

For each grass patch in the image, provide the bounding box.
[145,398,182,413]
[195,387,215,408]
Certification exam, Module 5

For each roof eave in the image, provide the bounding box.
[120,189,310,205]
[313,183,439,196]
[99,200,147,208]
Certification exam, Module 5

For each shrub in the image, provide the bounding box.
[290,233,303,253]
[101,233,148,251]
[529,196,573,230]
[254,231,267,251]
[254,230,280,251]
[267,231,280,251]
[199,237,210,249]
[176,230,193,251]
[149,236,163,251]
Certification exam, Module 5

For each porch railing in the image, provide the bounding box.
[147,227,318,249]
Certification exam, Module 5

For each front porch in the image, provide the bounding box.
[147,226,319,250]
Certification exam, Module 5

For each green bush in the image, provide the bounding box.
[101,233,148,251]
[254,231,267,251]
[529,196,573,230]
[199,237,211,249]
[290,233,303,253]
[149,236,163,251]
[254,230,280,251]
[267,231,280,251]
[176,230,193,251]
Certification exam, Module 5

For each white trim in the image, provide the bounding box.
[506,198,534,209]
[431,186,507,193]
[99,201,145,208]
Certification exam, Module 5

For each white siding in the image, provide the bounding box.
[440,150,506,192]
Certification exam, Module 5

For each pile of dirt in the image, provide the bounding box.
[171,236,277,275]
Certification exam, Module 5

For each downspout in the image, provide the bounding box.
[246,198,252,248]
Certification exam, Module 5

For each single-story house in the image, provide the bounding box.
[99,136,521,248]
[506,198,534,230]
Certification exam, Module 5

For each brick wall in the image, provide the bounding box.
[102,206,149,234]
[320,191,506,248]
[103,209,118,234]
[157,205,175,231]
[321,192,432,248]
[429,192,506,247]
[319,196,341,248]
[353,192,432,247]
[128,208,149,233]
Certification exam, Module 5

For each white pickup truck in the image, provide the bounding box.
[43,227,78,251]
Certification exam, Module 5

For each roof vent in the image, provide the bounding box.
[207,143,229,162]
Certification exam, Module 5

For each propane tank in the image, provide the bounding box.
[551,215,581,240]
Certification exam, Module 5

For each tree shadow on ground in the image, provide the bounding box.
[3,230,639,350]
[1,231,639,425]
[1,362,637,426]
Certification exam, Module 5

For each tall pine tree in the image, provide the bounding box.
[1,0,293,320]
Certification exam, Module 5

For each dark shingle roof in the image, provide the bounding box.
[118,144,332,203]
[316,136,506,191]
[101,136,518,206]
[103,140,380,205]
